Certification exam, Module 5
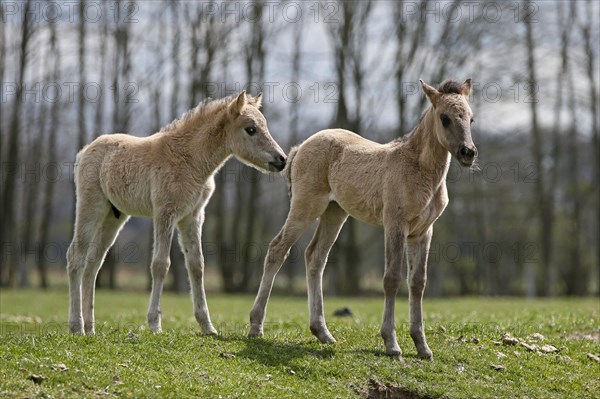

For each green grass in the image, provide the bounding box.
[1,290,598,398]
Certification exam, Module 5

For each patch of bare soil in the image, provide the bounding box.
[361,379,437,399]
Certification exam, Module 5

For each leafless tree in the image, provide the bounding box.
[77,0,87,150]
[579,0,599,285]
[563,3,585,295]
[546,2,569,296]
[393,0,428,136]
[0,2,6,284]
[36,19,62,289]
[2,0,35,286]
[523,0,543,297]
[93,13,109,137]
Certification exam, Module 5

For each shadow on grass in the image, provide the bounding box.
[212,334,336,368]
[351,348,433,363]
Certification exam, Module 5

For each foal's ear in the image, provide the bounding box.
[461,78,472,97]
[249,92,263,109]
[420,79,440,107]
[230,90,247,116]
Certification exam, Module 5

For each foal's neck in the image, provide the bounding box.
[163,110,231,176]
[407,107,451,179]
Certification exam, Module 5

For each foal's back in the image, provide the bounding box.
[288,129,393,226]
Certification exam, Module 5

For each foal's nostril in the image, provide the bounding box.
[269,155,286,171]
[460,146,475,159]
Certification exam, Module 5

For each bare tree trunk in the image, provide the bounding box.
[0,3,5,164]
[77,0,87,150]
[546,2,568,296]
[0,3,7,285]
[524,0,545,297]
[580,0,600,289]
[93,16,108,137]
[20,128,44,288]
[580,0,599,190]
[564,80,583,294]
[37,20,61,289]
[2,0,34,287]
[564,3,585,295]
[393,0,427,137]
[20,41,50,288]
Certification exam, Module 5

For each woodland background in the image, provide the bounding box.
[0,0,598,296]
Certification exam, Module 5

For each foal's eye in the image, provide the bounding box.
[440,114,451,128]
[245,126,257,136]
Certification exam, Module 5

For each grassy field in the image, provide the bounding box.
[0,290,598,398]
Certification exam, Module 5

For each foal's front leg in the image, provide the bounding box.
[381,226,406,357]
[147,212,175,333]
[406,226,433,360]
[177,213,217,335]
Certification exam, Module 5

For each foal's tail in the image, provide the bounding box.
[283,145,299,199]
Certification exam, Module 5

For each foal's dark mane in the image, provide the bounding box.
[437,80,463,95]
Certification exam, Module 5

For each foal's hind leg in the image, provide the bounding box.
[305,202,348,344]
[67,227,94,334]
[406,226,433,360]
[147,211,176,333]
[177,212,217,335]
[81,211,129,334]
[67,199,110,334]
[248,197,330,337]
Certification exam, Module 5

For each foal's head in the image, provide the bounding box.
[420,79,478,167]
[225,91,286,172]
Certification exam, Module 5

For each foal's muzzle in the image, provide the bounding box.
[458,145,477,166]
[268,155,286,172]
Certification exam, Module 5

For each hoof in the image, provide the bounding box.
[385,347,403,358]
[318,333,336,344]
[247,325,264,337]
[311,325,336,344]
[69,327,85,335]
[417,350,433,360]
[203,325,218,335]
[69,321,85,335]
